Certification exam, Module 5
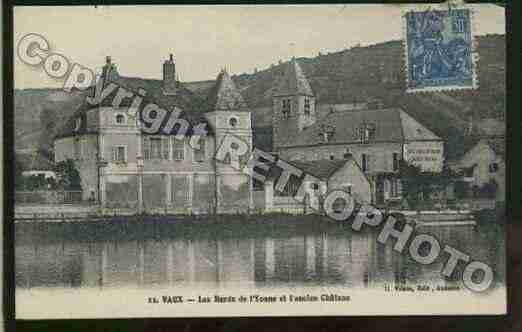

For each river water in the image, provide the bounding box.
[15,218,505,290]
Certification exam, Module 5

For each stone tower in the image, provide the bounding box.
[163,53,176,95]
[272,58,316,151]
[205,68,253,213]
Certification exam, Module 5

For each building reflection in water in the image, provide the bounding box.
[15,225,504,290]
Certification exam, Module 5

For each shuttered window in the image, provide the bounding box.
[143,136,169,160]
[304,98,311,116]
[172,138,184,161]
[282,99,291,118]
[194,139,206,162]
[112,146,126,162]
[362,154,370,173]
[393,152,400,171]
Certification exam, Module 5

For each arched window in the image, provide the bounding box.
[228,116,239,128]
[115,114,126,125]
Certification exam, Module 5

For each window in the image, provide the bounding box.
[489,163,499,173]
[304,98,311,116]
[143,136,169,160]
[362,154,370,173]
[74,118,81,131]
[452,15,466,33]
[463,166,475,177]
[112,146,126,163]
[320,124,336,143]
[229,117,238,128]
[343,149,352,159]
[172,138,184,161]
[115,114,126,125]
[358,123,376,144]
[390,179,401,198]
[393,152,400,171]
[194,139,206,162]
[172,176,189,206]
[330,155,335,161]
[150,138,162,159]
[74,138,81,159]
[282,99,291,118]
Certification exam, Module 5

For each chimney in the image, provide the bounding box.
[163,53,176,95]
[101,55,118,82]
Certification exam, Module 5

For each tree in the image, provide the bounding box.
[399,160,458,209]
[54,159,82,190]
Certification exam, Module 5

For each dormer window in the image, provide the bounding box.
[358,122,376,144]
[319,124,335,143]
[282,99,291,119]
[115,113,126,125]
[343,148,352,159]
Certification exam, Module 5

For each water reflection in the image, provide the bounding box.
[15,224,505,290]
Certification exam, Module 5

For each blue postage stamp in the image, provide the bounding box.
[404,8,477,92]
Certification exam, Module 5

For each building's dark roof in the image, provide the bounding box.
[56,73,212,139]
[276,108,441,149]
[289,159,350,180]
[273,58,314,97]
[206,69,249,112]
[266,157,362,181]
[16,152,54,171]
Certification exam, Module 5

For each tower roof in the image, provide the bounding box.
[206,69,248,112]
[273,58,314,97]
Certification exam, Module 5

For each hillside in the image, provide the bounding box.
[14,88,89,152]
[232,34,506,159]
[13,34,505,161]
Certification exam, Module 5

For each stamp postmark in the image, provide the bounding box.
[404,7,478,93]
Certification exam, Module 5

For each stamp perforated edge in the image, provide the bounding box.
[402,3,479,94]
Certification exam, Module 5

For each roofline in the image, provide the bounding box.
[273,93,315,98]
[343,157,372,189]
[287,159,349,180]
[54,131,99,140]
[54,131,213,141]
[275,139,443,150]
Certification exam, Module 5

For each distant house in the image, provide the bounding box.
[449,138,505,202]
[264,158,371,214]
[271,58,444,205]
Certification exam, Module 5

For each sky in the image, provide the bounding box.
[13,4,505,89]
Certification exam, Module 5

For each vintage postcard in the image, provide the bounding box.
[12,4,506,318]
